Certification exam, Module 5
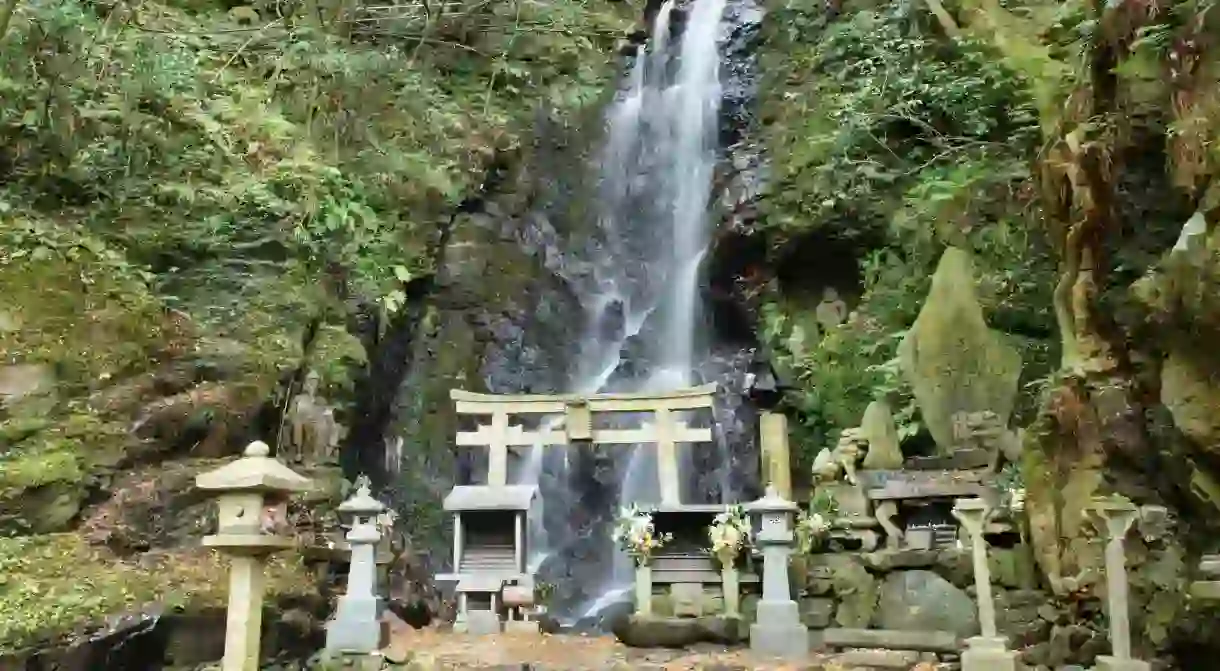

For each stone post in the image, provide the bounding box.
[1092,498,1151,671]
[635,563,653,616]
[721,564,740,617]
[325,476,388,656]
[951,497,1018,671]
[196,441,313,671]
[759,412,792,500]
[746,485,807,658]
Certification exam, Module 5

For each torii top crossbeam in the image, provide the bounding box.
[450,384,717,505]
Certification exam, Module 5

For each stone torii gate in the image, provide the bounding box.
[451,384,716,505]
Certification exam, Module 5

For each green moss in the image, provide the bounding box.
[0,533,315,655]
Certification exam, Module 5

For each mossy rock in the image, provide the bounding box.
[0,533,316,655]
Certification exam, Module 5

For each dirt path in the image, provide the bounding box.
[382,624,854,670]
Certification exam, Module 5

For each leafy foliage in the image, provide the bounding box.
[755,2,1054,467]
[0,0,631,647]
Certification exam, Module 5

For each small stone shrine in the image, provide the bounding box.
[437,484,538,634]
[195,441,313,671]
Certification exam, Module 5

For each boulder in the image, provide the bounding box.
[876,569,979,637]
[611,615,745,648]
[823,554,878,628]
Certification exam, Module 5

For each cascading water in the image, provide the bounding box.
[511,0,742,622]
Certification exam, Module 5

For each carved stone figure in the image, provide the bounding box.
[813,429,868,485]
[812,448,839,483]
[859,400,904,470]
[285,371,341,464]
[815,287,848,333]
[952,410,1022,471]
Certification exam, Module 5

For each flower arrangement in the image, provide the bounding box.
[707,504,751,567]
[796,488,839,554]
[612,505,671,566]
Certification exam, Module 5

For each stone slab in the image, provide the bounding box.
[869,481,990,501]
[833,649,921,669]
[1095,656,1152,671]
[822,627,961,653]
[905,448,992,471]
[1199,554,1220,578]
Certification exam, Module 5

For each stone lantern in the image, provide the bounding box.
[325,475,389,656]
[952,497,1018,671]
[196,441,313,671]
[745,485,807,658]
[1092,497,1151,671]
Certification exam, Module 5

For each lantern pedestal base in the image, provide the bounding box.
[325,595,385,654]
[961,637,1019,671]
[505,619,540,634]
[1095,656,1151,671]
[749,600,807,658]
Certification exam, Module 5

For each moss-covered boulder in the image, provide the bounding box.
[898,247,1023,454]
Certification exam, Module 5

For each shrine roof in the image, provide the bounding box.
[443,485,538,512]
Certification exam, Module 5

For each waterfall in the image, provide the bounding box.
[526,0,734,621]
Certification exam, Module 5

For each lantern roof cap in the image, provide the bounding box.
[195,441,313,494]
[337,475,386,514]
[745,484,798,513]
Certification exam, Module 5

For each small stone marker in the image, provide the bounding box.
[746,485,808,658]
[952,497,1019,671]
[326,475,389,656]
[196,441,313,671]
[1092,498,1152,671]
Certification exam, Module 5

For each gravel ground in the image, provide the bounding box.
[381,624,855,670]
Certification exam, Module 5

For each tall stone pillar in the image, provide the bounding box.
[746,485,808,658]
[326,476,389,656]
[952,497,1019,671]
[1092,499,1151,671]
[759,412,792,499]
[196,441,314,671]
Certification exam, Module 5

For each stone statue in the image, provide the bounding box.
[812,428,867,485]
[952,410,1022,471]
[815,287,848,333]
[859,400,904,470]
[285,371,342,464]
